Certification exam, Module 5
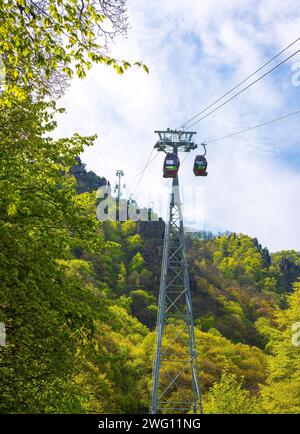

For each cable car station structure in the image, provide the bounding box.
[150,129,204,414]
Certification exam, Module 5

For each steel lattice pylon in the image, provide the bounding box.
[150,174,203,414]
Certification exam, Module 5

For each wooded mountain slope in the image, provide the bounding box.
[1,150,300,413]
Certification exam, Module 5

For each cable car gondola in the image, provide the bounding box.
[163,153,180,178]
[193,143,208,177]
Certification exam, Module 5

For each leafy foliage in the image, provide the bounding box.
[204,369,261,414]
[259,282,300,413]
[0,0,148,102]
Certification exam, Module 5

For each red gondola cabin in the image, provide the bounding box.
[193,155,208,176]
[163,153,180,178]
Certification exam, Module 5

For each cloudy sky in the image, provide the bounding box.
[55,0,300,252]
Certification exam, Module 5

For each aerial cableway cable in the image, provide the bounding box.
[205,108,300,144]
[183,47,300,129]
[132,150,159,195]
[127,151,158,182]
[132,40,300,198]
[177,36,300,130]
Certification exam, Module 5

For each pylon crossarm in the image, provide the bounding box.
[159,401,196,404]
[162,359,192,362]
[158,406,196,411]
[164,314,188,320]
[162,353,190,357]
[167,289,187,293]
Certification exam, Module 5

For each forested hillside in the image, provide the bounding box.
[2,153,299,413]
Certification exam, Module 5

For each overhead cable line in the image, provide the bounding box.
[177,37,300,130]
[205,108,300,144]
[185,48,300,129]
[132,150,159,195]
[126,152,158,183]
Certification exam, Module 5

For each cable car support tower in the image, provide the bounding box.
[150,129,203,414]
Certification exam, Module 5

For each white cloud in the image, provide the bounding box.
[55,0,300,251]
